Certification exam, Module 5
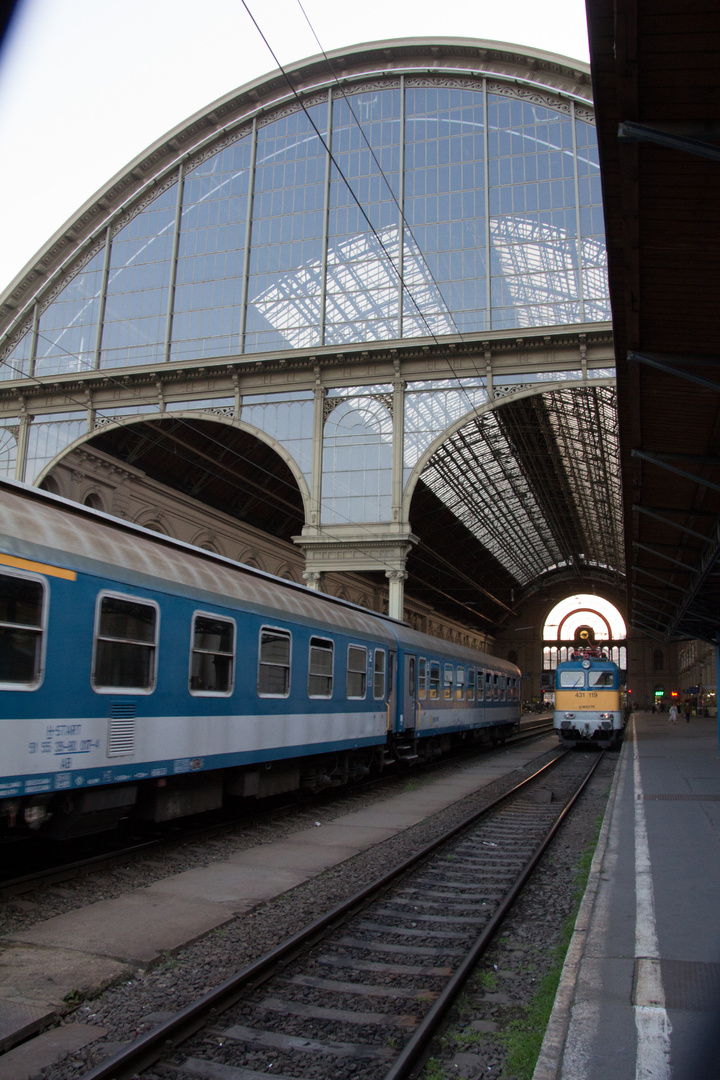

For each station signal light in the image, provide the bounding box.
[671,690,678,698]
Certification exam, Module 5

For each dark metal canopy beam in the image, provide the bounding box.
[632,505,712,544]
[628,351,720,393]
[631,450,720,495]
[618,121,720,162]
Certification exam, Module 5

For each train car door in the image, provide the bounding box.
[403,654,418,731]
[386,649,397,731]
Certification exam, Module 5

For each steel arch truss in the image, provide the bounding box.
[418,384,624,595]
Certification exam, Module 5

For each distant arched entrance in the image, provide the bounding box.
[542,593,627,674]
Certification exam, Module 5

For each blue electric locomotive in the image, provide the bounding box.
[0,479,521,836]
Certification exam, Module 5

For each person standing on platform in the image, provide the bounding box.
[684,701,691,723]
[669,703,678,725]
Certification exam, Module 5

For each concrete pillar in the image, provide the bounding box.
[14,400,30,482]
[386,568,408,621]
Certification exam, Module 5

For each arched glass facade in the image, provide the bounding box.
[0,67,607,381]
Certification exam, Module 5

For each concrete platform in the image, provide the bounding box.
[535,711,720,1080]
[0,735,554,1075]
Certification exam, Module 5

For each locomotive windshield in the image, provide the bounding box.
[588,669,615,687]
[558,670,586,688]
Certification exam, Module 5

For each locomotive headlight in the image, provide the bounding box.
[564,712,575,719]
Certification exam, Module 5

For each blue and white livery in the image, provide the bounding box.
[1,479,520,836]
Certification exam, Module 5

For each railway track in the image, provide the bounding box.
[80,746,600,1080]
[1,720,554,898]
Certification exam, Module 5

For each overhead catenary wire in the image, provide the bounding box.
[0,22,605,618]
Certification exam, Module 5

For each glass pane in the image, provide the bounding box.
[347,645,367,697]
[559,670,585,688]
[191,652,232,692]
[326,87,402,345]
[373,649,386,698]
[172,137,253,362]
[589,669,614,687]
[24,413,87,485]
[95,640,153,688]
[99,597,156,643]
[404,85,486,337]
[0,574,43,626]
[429,662,440,698]
[309,637,333,697]
[258,629,290,695]
[194,615,234,653]
[36,249,105,376]
[0,425,18,479]
[488,96,587,330]
[0,626,41,683]
[246,106,327,352]
[101,184,178,368]
[261,630,290,664]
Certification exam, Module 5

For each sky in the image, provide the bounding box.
[0,0,590,296]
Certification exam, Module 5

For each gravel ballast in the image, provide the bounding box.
[0,744,617,1079]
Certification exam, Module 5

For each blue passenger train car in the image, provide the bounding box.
[0,479,521,836]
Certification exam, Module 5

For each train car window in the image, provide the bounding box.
[443,664,453,699]
[93,593,158,692]
[428,661,440,699]
[477,670,484,701]
[408,656,416,698]
[418,657,427,699]
[0,570,46,689]
[467,668,475,701]
[346,645,367,699]
[456,667,466,700]
[373,648,386,699]
[493,673,500,700]
[189,613,235,695]
[559,670,585,688]
[500,675,507,701]
[308,636,334,698]
[589,670,615,687]
[258,628,291,697]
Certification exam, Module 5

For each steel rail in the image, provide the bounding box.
[79,750,570,1080]
[382,749,606,1080]
[1,721,553,897]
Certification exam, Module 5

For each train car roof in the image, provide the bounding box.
[391,623,521,674]
[0,478,398,641]
[0,479,517,669]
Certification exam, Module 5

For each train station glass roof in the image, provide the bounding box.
[0,43,608,378]
[0,41,623,623]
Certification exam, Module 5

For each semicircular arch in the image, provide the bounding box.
[34,411,312,523]
[401,379,597,517]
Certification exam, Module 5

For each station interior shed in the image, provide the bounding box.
[0,33,714,714]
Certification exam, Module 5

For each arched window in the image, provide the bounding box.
[83,492,104,511]
[542,593,627,672]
